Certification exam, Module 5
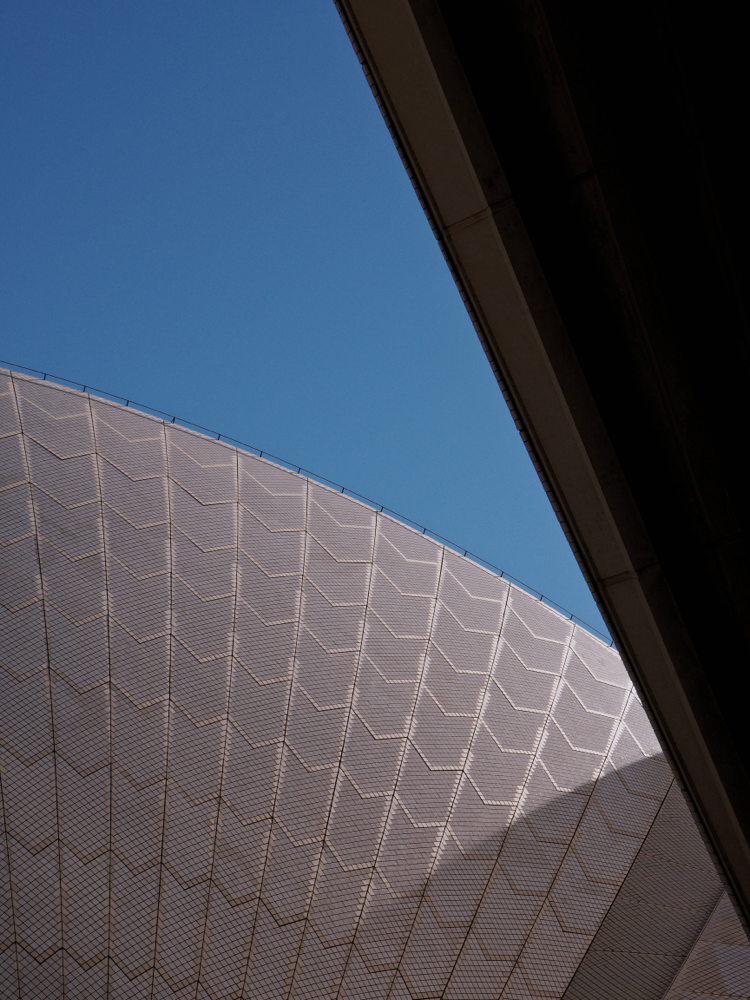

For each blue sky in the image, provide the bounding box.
[0,0,607,635]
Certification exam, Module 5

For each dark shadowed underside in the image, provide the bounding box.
[334,0,750,928]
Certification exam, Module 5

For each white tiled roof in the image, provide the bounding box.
[1,369,747,999]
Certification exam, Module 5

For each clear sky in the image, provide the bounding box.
[0,0,607,636]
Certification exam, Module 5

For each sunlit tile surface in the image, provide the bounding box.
[1,369,748,999]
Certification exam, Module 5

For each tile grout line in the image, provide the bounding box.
[146,419,177,998]
[237,475,310,999]
[88,395,116,998]
[284,498,379,999]
[333,535,447,1000]
[191,446,242,999]
[498,681,650,999]
[10,373,67,997]
[384,570,512,1000]
[0,388,23,995]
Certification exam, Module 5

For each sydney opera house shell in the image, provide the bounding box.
[1,368,748,999]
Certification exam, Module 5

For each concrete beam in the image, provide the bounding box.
[336,0,750,925]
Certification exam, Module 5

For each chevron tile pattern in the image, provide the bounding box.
[1,369,748,999]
